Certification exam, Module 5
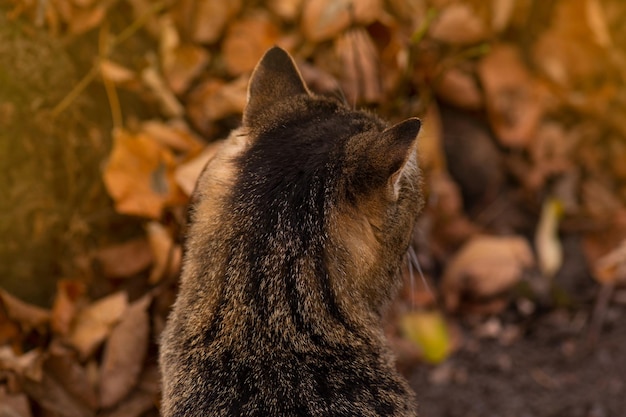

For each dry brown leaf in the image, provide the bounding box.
[435,67,483,110]
[533,0,609,87]
[68,5,106,35]
[163,44,209,94]
[22,369,95,417]
[146,222,177,284]
[187,77,248,133]
[173,0,242,44]
[44,353,98,410]
[302,0,382,42]
[0,290,50,331]
[67,292,128,358]
[335,28,382,104]
[51,280,86,337]
[582,207,626,283]
[478,44,545,148]
[160,17,210,94]
[442,235,534,311]
[268,0,303,21]
[175,140,224,196]
[430,3,488,45]
[582,179,622,218]
[99,60,136,85]
[99,390,155,417]
[417,104,446,174]
[99,365,160,417]
[0,387,32,417]
[0,306,21,349]
[490,0,515,33]
[99,294,151,408]
[95,238,154,279]
[593,240,626,285]
[222,12,281,76]
[141,64,184,118]
[0,347,45,382]
[141,120,204,154]
[103,129,181,219]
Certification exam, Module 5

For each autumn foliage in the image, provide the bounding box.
[1,0,626,416]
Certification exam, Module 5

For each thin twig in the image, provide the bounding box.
[50,1,167,118]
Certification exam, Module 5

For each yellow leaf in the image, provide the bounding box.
[400,311,450,364]
[535,198,564,279]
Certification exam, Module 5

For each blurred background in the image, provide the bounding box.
[1,0,625,416]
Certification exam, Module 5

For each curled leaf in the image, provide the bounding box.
[400,311,451,364]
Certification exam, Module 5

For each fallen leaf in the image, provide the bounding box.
[186,77,248,133]
[95,238,153,279]
[141,120,204,154]
[0,387,32,417]
[0,290,50,332]
[429,3,488,45]
[535,198,564,279]
[22,370,95,417]
[44,352,98,410]
[51,280,86,337]
[99,294,151,408]
[67,292,128,358]
[99,390,155,417]
[174,140,224,195]
[160,17,210,94]
[99,60,136,85]
[141,65,184,118]
[173,0,242,44]
[302,0,382,42]
[0,306,21,349]
[442,235,534,311]
[435,66,483,110]
[478,44,545,148]
[68,5,106,35]
[268,0,303,21]
[490,0,515,33]
[103,129,181,219]
[222,12,281,76]
[533,0,609,87]
[400,311,451,364]
[335,28,382,104]
[593,240,626,285]
[146,222,178,284]
[0,347,45,382]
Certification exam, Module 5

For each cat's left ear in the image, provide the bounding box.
[379,118,421,200]
[244,47,309,127]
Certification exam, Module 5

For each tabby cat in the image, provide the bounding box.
[159,46,423,417]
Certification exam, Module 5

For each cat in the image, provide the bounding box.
[159,46,423,417]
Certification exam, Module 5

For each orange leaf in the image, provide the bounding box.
[103,129,180,219]
[51,280,86,337]
[222,12,281,76]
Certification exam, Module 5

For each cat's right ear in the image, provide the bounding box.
[243,47,309,127]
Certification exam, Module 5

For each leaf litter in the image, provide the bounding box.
[2,0,626,416]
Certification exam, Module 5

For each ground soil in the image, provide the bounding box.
[409,301,626,417]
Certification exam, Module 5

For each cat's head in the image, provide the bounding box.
[194,47,423,320]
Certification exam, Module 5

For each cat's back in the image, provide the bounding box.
[159,47,423,417]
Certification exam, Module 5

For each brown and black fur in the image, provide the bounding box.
[159,47,424,417]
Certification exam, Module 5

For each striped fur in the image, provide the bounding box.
[160,47,423,417]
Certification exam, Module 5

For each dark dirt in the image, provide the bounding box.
[409,300,626,417]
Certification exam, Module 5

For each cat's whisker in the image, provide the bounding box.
[406,253,416,310]
[408,245,432,297]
